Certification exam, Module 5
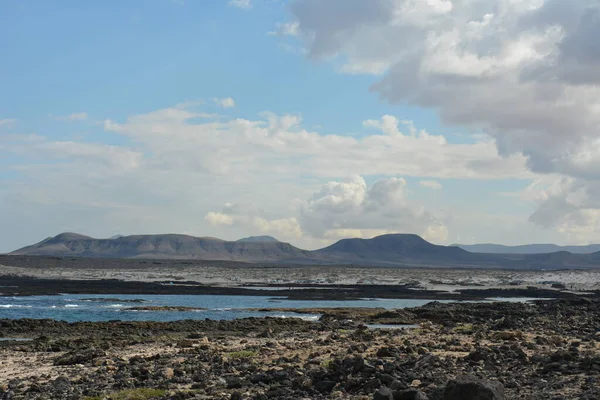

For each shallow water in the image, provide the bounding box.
[0,294,446,323]
[0,294,545,323]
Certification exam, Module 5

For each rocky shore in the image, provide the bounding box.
[0,274,584,301]
[1,298,600,399]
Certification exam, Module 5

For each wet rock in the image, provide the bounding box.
[443,376,505,400]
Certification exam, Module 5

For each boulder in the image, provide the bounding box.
[314,380,337,393]
[443,376,505,400]
[374,387,394,400]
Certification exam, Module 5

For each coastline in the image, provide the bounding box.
[2,257,600,398]
[1,298,599,399]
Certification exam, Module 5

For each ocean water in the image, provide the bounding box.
[0,294,446,323]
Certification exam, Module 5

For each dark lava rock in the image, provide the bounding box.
[230,392,242,400]
[443,375,505,400]
[0,390,14,400]
[53,348,105,366]
[394,389,429,400]
[377,347,397,357]
[343,354,365,373]
[314,380,337,393]
[374,386,394,400]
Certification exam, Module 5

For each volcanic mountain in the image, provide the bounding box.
[10,232,600,269]
[11,232,311,262]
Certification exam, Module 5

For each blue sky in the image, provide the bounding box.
[1,0,599,252]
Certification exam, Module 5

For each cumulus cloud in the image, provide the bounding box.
[100,106,528,180]
[205,212,234,226]
[213,97,236,108]
[524,176,600,242]
[205,175,448,243]
[299,176,448,242]
[288,0,600,239]
[0,104,529,250]
[204,204,302,241]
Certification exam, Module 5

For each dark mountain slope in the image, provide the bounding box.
[9,232,600,269]
[10,233,312,262]
[312,234,483,266]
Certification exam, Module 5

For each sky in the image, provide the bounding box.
[1,0,600,252]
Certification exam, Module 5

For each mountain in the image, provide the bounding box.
[10,232,600,269]
[11,233,311,262]
[313,234,477,266]
[456,243,600,254]
[236,235,279,243]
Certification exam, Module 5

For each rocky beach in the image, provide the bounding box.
[2,298,600,399]
[2,256,600,399]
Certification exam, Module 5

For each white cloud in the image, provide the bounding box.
[269,22,300,37]
[289,0,600,241]
[523,176,600,242]
[420,180,443,190]
[252,217,303,239]
[228,0,251,10]
[52,112,88,121]
[213,97,236,108]
[205,212,234,226]
[0,103,567,251]
[0,118,16,128]
[204,175,448,243]
[99,106,529,180]
[299,176,448,242]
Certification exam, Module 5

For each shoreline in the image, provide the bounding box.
[1,298,599,399]
[0,274,587,301]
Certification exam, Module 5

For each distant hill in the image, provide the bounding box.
[314,234,476,266]
[10,232,600,269]
[456,243,600,254]
[236,235,279,243]
[11,233,311,262]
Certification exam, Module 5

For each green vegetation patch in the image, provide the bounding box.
[225,350,258,359]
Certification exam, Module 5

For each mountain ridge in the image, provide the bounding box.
[9,232,600,269]
[455,243,600,254]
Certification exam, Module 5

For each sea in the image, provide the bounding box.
[0,293,541,323]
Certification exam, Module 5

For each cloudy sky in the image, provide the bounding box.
[1,0,600,252]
